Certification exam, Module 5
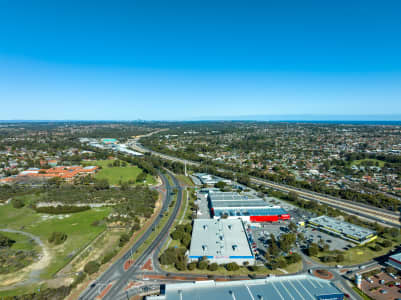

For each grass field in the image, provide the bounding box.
[352,159,385,167]
[0,203,111,279]
[89,160,156,185]
[176,175,194,186]
[314,236,399,266]
[0,231,41,252]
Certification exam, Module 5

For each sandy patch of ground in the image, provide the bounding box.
[0,231,51,289]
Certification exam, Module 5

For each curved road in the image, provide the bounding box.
[78,171,182,300]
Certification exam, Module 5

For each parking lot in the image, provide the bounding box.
[299,226,352,251]
[361,271,401,300]
[249,221,294,258]
[195,192,211,219]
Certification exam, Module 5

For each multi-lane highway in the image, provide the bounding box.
[130,140,401,228]
[78,171,182,300]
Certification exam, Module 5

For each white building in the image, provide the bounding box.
[188,219,254,265]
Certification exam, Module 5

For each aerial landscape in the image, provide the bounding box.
[1,1,401,300]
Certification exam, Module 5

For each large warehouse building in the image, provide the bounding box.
[146,275,344,300]
[308,215,377,245]
[188,219,255,265]
[208,191,290,222]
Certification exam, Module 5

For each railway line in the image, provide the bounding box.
[131,141,401,228]
[251,177,401,227]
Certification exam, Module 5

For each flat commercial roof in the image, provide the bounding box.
[146,275,344,300]
[209,191,289,216]
[309,215,376,240]
[209,192,267,207]
[188,219,253,260]
[194,173,227,185]
[213,207,289,217]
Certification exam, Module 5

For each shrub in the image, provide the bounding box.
[187,262,197,270]
[84,261,100,274]
[226,262,239,271]
[248,265,259,272]
[35,205,90,214]
[102,250,117,265]
[175,260,186,271]
[0,233,15,248]
[307,243,319,256]
[197,260,208,270]
[374,244,383,252]
[71,272,86,288]
[208,263,218,271]
[11,198,24,208]
[48,232,68,245]
[159,247,187,266]
[382,240,392,248]
[119,233,130,247]
[336,254,345,263]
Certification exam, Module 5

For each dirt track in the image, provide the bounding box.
[0,228,51,289]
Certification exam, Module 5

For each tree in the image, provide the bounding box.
[84,261,100,274]
[0,233,15,248]
[288,191,299,201]
[336,254,345,263]
[279,233,296,253]
[268,234,280,256]
[226,262,239,271]
[175,260,186,271]
[171,229,184,241]
[208,263,218,271]
[136,172,147,183]
[187,262,197,270]
[95,178,109,190]
[307,243,319,256]
[374,244,383,252]
[119,233,130,247]
[197,260,208,270]
[389,228,400,238]
[288,221,297,233]
[214,181,226,190]
[11,198,25,208]
[181,233,191,249]
[382,240,392,248]
[48,232,68,245]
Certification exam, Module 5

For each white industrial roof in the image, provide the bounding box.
[188,219,253,260]
[147,275,344,300]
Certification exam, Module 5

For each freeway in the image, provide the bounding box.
[130,140,401,228]
[78,171,183,300]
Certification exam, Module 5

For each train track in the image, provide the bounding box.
[251,177,401,226]
[131,142,401,227]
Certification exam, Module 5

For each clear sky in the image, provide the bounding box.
[1,0,400,120]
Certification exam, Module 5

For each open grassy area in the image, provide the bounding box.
[352,158,385,167]
[176,175,194,186]
[313,236,399,266]
[0,231,41,252]
[88,160,156,185]
[0,203,111,279]
[0,283,48,298]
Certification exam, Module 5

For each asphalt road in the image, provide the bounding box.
[78,171,182,300]
[130,141,401,228]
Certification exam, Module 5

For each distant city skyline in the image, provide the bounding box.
[1,0,400,120]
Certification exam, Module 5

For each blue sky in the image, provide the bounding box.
[1,0,400,120]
